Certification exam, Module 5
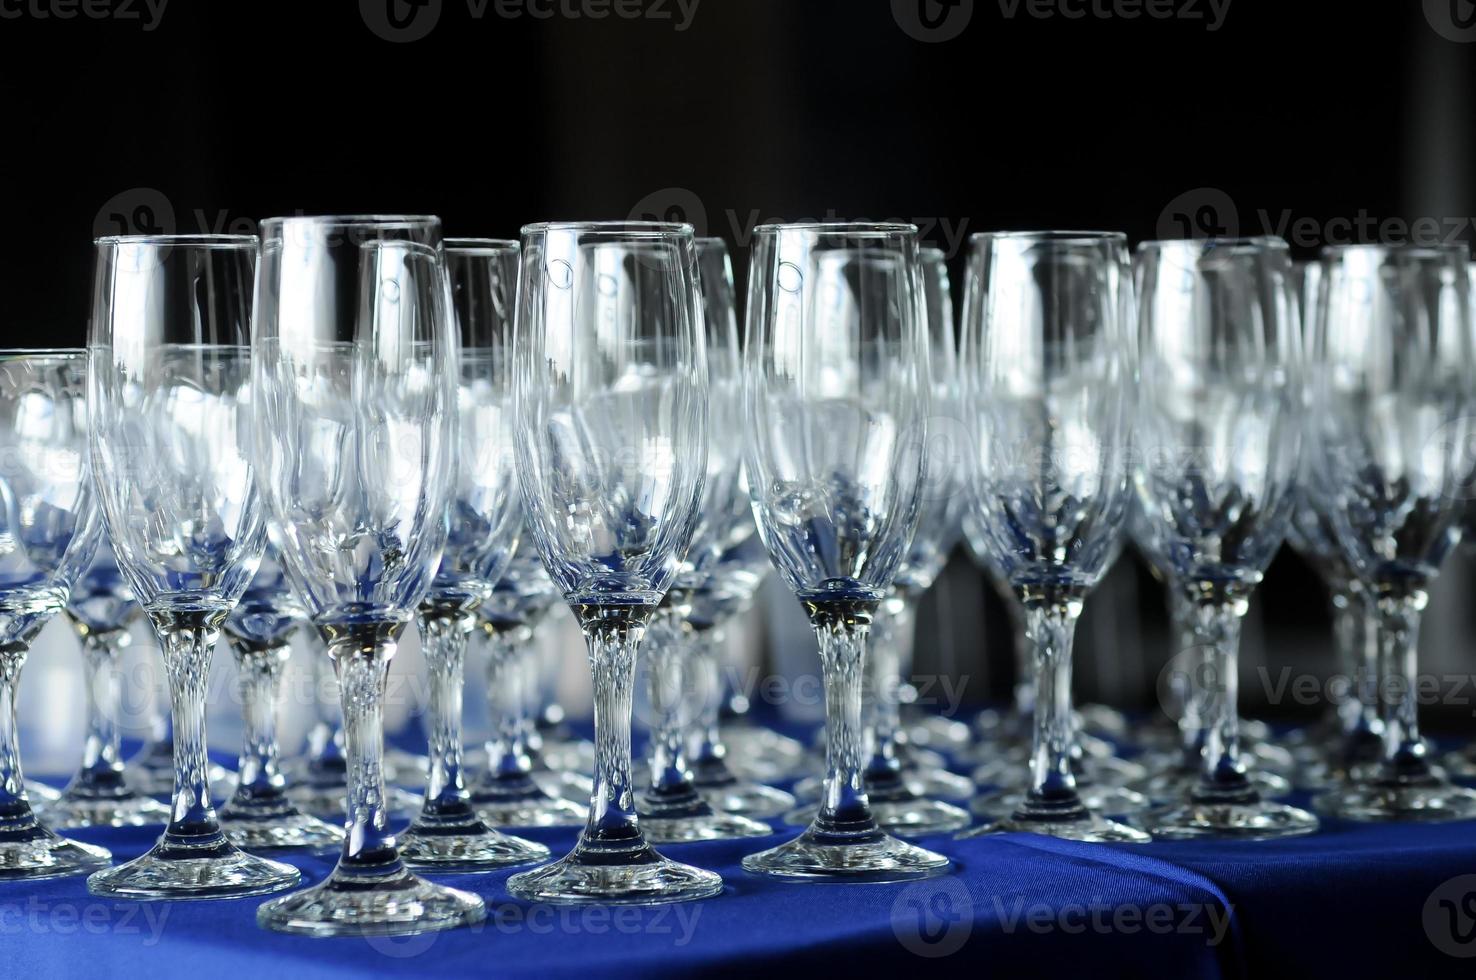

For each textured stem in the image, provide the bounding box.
[577,605,646,846]
[484,623,534,780]
[151,609,227,839]
[863,595,910,789]
[690,627,727,768]
[1186,592,1256,803]
[804,599,877,833]
[227,640,290,807]
[73,630,130,793]
[645,616,696,797]
[0,647,33,828]
[1024,596,1081,805]
[418,606,474,816]
[1373,588,1430,778]
[326,622,400,871]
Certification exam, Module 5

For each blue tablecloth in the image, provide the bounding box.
[10,788,1476,978]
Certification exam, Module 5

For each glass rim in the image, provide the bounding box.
[94,234,258,248]
[970,230,1127,244]
[750,221,917,236]
[920,245,947,259]
[259,214,442,231]
[0,347,85,357]
[1319,242,1468,259]
[1136,235,1288,252]
[445,237,519,253]
[520,220,694,237]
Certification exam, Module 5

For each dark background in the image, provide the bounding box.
[3,0,1475,723]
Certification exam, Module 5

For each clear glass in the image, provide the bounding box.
[49,541,170,828]
[507,221,721,905]
[955,231,1148,844]
[394,238,549,871]
[218,552,344,851]
[1308,243,1476,821]
[469,533,586,827]
[87,236,301,900]
[741,222,949,880]
[638,238,771,843]
[1130,237,1317,840]
[251,215,483,936]
[0,350,112,879]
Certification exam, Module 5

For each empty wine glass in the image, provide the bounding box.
[1131,237,1317,840]
[956,231,1148,844]
[1309,243,1476,822]
[0,349,111,879]
[507,221,721,904]
[86,235,301,899]
[394,238,549,872]
[741,222,949,880]
[48,540,171,827]
[217,551,344,851]
[469,532,587,827]
[637,237,771,844]
[252,215,483,936]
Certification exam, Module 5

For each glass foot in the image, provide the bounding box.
[24,780,60,804]
[1315,772,1476,822]
[641,809,772,843]
[958,809,1150,843]
[470,772,588,828]
[398,813,549,872]
[1442,749,1476,779]
[258,865,485,937]
[287,782,422,821]
[219,805,345,852]
[693,777,795,819]
[720,725,806,782]
[532,769,594,804]
[1135,764,1291,804]
[795,769,975,803]
[784,796,970,837]
[742,822,950,882]
[87,833,300,899]
[0,822,113,881]
[970,782,1151,820]
[508,839,723,905]
[44,787,170,829]
[538,740,596,776]
[904,715,973,752]
[1146,796,1319,840]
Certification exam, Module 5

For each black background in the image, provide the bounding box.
[3,0,1474,720]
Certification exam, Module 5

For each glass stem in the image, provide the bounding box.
[690,627,728,771]
[1004,587,1035,721]
[1373,586,1430,779]
[863,594,911,792]
[0,644,35,829]
[73,629,130,794]
[574,605,647,850]
[325,621,401,873]
[1021,592,1083,811]
[1167,589,1208,771]
[806,599,879,837]
[646,615,698,800]
[227,639,290,807]
[417,602,477,821]
[1187,591,1256,803]
[484,622,535,781]
[152,609,227,840]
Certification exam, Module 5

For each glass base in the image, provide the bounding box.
[133,763,233,802]
[904,715,973,752]
[720,725,806,782]
[1145,797,1319,840]
[784,796,970,837]
[508,839,723,905]
[287,782,422,821]
[742,823,950,882]
[639,784,773,843]
[794,768,976,803]
[958,809,1150,843]
[1315,771,1476,822]
[24,780,60,804]
[257,865,486,937]
[471,774,589,828]
[44,787,170,829]
[532,769,595,804]
[398,810,550,872]
[1135,764,1292,804]
[1442,749,1476,779]
[218,803,345,852]
[970,782,1151,820]
[0,822,113,881]
[691,765,795,819]
[87,833,300,899]
[538,740,596,776]
[973,752,1146,792]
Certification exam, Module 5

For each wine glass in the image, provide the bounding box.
[86,235,301,899]
[741,222,949,881]
[217,550,345,850]
[1130,236,1317,840]
[48,540,170,827]
[1308,243,1476,821]
[955,231,1148,844]
[251,215,483,936]
[507,221,721,904]
[469,531,587,826]
[394,237,549,871]
[0,349,110,879]
[636,237,771,843]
